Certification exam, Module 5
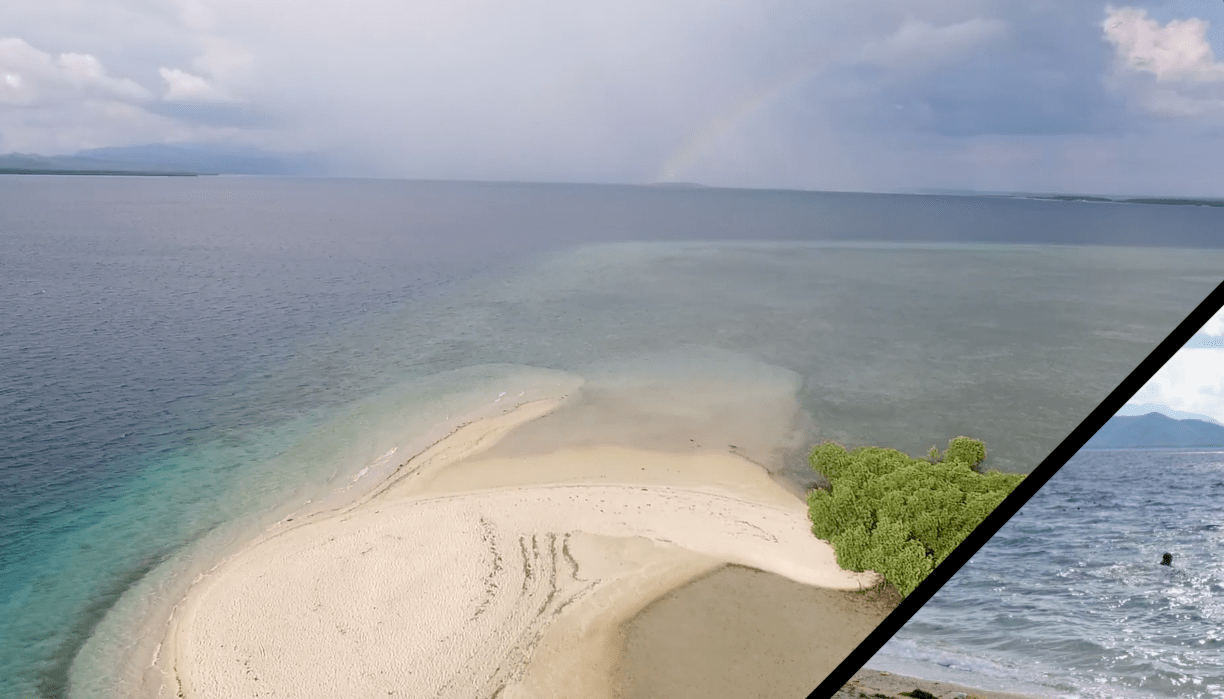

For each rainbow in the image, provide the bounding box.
[653,55,825,183]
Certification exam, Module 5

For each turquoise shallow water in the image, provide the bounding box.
[2,176,1224,698]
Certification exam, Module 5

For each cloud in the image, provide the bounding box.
[818,6,1126,142]
[0,98,192,154]
[0,36,253,153]
[857,17,1009,77]
[1,1,1224,192]
[144,100,281,128]
[204,0,799,179]
[1129,348,1224,422]
[0,32,272,153]
[1102,5,1224,120]
[0,37,150,107]
[1200,307,1224,336]
[1104,6,1224,83]
[159,38,255,104]
[159,67,228,101]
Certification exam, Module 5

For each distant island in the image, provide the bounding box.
[0,153,209,177]
[0,144,326,177]
[1084,412,1224,449]
[897,188,1224,208]
[1021,194,1224,208]
[0,167,203,177]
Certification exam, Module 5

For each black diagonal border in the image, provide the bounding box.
[806,278,1224,699]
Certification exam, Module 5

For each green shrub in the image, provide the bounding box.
[806,437,1023,596]
[943,436,988,470]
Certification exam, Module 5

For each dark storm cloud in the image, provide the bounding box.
[2,1,1223,194]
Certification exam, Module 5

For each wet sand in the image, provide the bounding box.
[615,564,900,699]
[833,668,1047,699]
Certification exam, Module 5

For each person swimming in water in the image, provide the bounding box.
[1161,552,1173,566]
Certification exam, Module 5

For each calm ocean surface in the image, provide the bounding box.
[2,176,1224,699]
[870,449,1224,699]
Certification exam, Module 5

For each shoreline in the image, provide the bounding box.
[834,668,1050,699]
[144,395,888,699]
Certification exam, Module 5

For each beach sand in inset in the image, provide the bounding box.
[833,668,1046,699]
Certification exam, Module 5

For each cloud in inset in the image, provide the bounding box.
[1200,307,1224,336]
[1129,348,1224,423]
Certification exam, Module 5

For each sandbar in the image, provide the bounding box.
[150,397,889,699]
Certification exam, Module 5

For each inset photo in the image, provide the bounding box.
[837,304,1224,699]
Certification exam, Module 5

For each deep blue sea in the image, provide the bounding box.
[870,448,1224,698]
[3,176,1224,698]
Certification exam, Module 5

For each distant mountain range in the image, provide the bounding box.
[1114,403,1224,425]
[0,144,329,177]
[0,152,204,176]
[1084,412,1224,449]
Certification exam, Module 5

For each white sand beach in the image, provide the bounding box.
[148,393,888,699]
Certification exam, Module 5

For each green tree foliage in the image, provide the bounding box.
[807,437,1023,596]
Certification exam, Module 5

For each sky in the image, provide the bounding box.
[2,1,1224,193]
[1127,304,1224,423]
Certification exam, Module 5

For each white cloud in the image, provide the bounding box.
[0,37,218,153]
[157,39,255,104]
[174,0,218,32]
[191,39,254,89]
[1102,6,1224,121]
[0,33,262,152]
[1104,6,1224,83]
[1200,308,1224,336]
[1128,348,1224,423]
[857,17,1008,76]
[159,66,228,101]
[0,37,150,107]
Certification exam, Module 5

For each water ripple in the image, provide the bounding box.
[879,450,1224,698]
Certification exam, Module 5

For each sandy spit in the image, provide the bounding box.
[153,399,882,699]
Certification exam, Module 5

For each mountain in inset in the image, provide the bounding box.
[1115,403,1224,425]
[1085,412,1224,449]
